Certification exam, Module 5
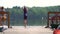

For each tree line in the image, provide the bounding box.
[5,6,60,26]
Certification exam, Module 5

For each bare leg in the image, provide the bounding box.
[24,20,27,28]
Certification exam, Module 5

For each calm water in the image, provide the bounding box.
[10,20,47,26]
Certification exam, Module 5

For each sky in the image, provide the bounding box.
[0,0,60,8]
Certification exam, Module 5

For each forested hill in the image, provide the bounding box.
[5,6,60,16]
[5,6,60,26]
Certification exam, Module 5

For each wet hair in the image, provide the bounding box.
[1,7,4,9]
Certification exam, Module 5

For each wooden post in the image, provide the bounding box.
[56,14,58,24]
[46,12,51,28]
[47,12,49,27]
[0,16,2,26]
[8,12,10,28]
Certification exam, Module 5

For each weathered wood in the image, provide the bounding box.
[0,7,10,28]
[47,12,60,27]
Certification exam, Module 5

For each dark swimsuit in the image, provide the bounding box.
[24,12,27,19]
[24,7,27,20]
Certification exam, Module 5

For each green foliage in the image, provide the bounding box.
[5,6,60,26]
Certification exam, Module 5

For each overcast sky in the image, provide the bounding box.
[0,0,60,8]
